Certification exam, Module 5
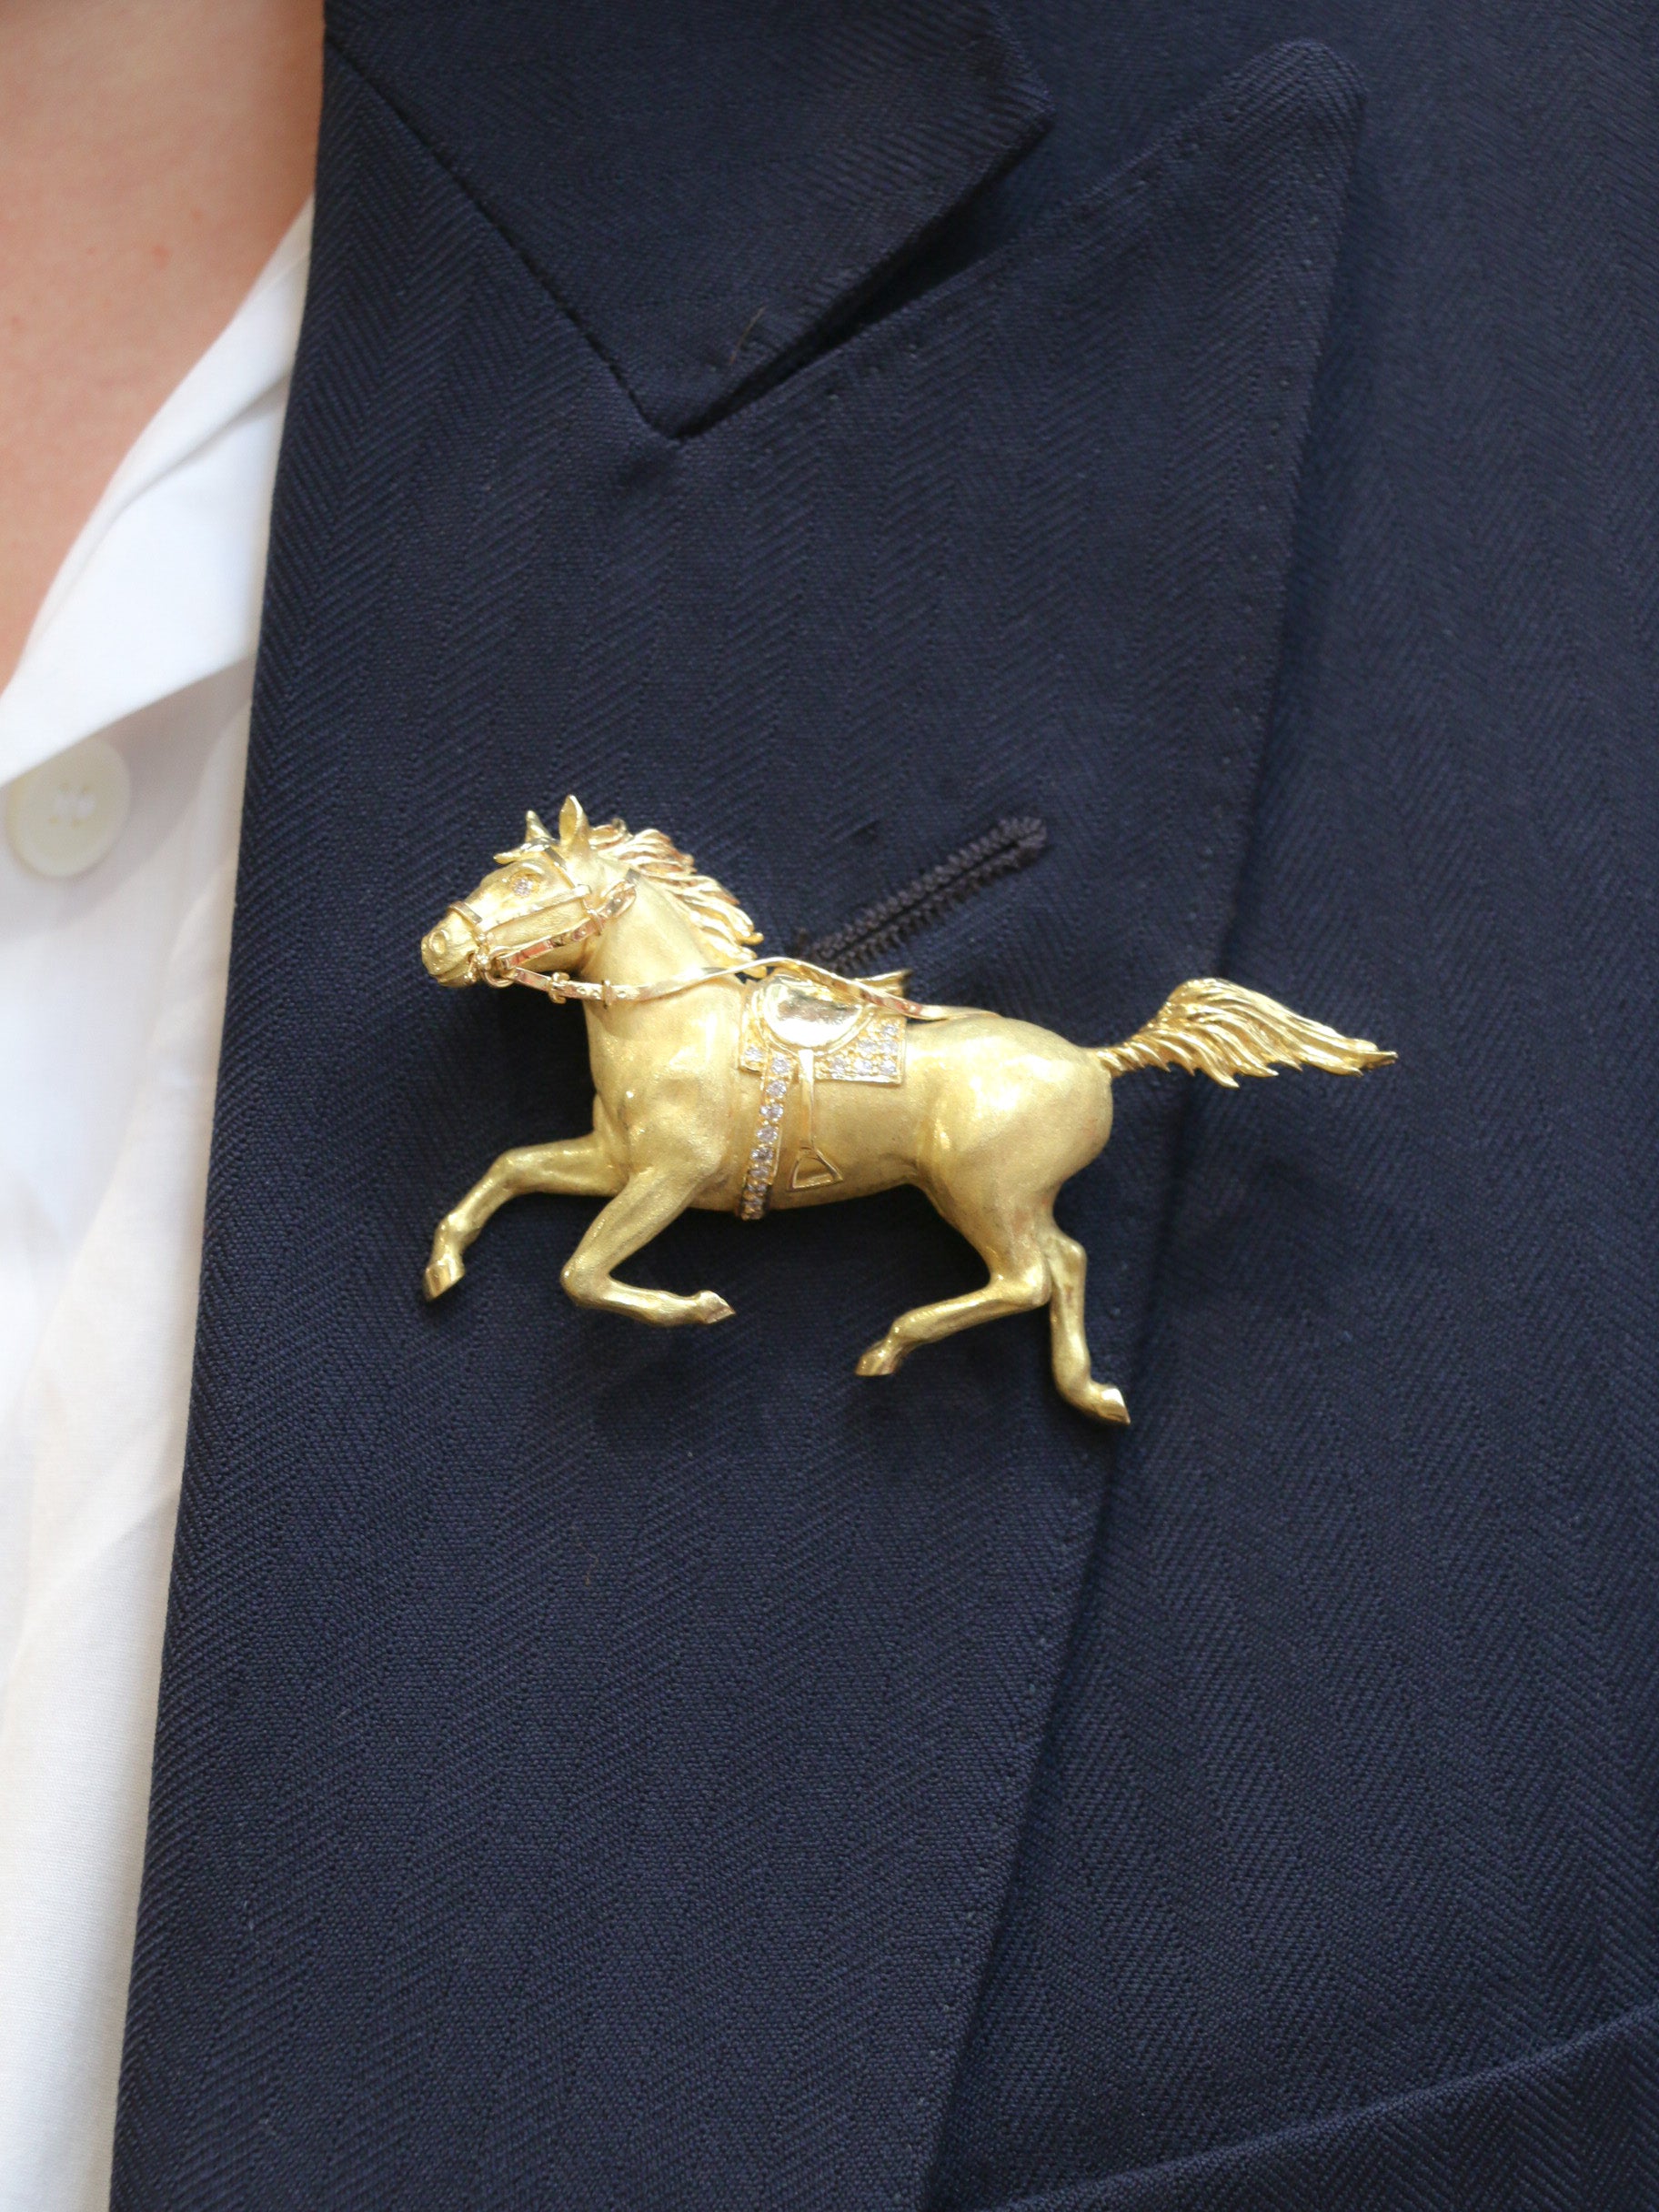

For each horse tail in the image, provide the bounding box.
[1095,978,1394,1089]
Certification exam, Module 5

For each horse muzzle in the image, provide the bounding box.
[421,912,479,987]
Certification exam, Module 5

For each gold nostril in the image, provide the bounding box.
[422,918,478,985]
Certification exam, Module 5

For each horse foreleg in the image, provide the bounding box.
[559,1165,734,1328]
[424,1132,624,1300]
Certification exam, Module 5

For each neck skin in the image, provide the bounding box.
[0,0,324,692]
[572,875,730,991]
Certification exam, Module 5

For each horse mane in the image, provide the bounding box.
[588,819,763,957]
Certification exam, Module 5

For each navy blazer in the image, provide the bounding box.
[114,4,1659,2207]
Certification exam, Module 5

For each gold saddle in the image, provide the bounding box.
[737,970,918,1212]
[738,970,911,1082]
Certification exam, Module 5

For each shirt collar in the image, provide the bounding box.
[0,203,313,789]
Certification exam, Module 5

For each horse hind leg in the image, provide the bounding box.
[854,1192,1131,1427]
[854,1221,1051,1380]
[1041,1222,1130,1424]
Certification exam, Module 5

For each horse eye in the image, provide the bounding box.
[510,874,538,895]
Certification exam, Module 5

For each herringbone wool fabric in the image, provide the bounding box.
[113,3,1659,2206]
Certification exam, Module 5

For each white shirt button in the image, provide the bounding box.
[5,735,131,878]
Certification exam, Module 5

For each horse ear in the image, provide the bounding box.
[524,809,553,845]
[558,795,591,851]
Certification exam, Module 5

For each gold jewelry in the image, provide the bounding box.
[420,799,1393,1424]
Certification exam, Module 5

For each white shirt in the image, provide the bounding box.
[0,207,310,2212]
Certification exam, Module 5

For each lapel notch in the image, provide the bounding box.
[327,0,1054,435]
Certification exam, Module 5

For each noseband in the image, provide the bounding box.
[444,872,639,987]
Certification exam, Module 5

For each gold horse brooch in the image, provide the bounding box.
[421,799,1393,1423]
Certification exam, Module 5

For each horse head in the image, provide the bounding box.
[420,795,626,988]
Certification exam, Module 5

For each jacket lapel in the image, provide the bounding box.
[327,0,1054,434]
[116,20,1361,2207]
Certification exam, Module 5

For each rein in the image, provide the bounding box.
[451,868,949,1020]
[509,950,947,1020]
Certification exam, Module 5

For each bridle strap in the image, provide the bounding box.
[446,874,639,987]
[478,875,639,983]
[446,880,592,945]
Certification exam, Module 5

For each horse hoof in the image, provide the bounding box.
[424,1251,464,1302]
[1077,1382,1130,1424]
[856,1341,901,1377]
[694,1292,735,1324]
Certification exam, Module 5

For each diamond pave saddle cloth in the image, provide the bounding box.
[737,973,914,1212]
